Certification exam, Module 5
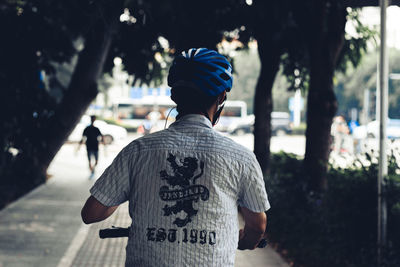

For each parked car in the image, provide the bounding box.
[351,118,400,140]
[228,115,254,135]
[68,115,128,144]
[271,112,293,136]
[229,112,292,136]
[366,119,400,139]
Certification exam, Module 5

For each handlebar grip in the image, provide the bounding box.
[257,239,268,248]
[99,227,130,239]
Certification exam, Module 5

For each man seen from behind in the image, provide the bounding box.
[81,48,270,266]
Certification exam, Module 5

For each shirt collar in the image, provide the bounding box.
[170,114,213,129]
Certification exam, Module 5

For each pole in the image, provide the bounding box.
[293,89,302,127]
[376,58,380,120]
[378,0,389,265]
[363,89,370,125]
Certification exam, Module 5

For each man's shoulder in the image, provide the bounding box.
[94,126,101,133]
[124,130,168,148]
[214,133,257,162]
[85,125,100,131]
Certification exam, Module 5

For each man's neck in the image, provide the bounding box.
[177,111,215,124]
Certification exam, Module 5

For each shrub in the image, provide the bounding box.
[265,152,400,267]
[290,123,307,135]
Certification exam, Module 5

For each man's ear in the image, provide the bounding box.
[218,91,227,104]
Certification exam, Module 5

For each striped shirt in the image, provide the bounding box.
[90,114,270,267]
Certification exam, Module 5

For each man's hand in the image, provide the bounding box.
[238,207,267,250]
[81,196,118,224]
[75,143,81,156]
[239,228,245,240]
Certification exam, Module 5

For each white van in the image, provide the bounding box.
[113,96,176,129]
[214,100,247,132]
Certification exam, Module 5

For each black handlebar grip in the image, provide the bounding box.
[99,227,130,239]
[257,239,268,248]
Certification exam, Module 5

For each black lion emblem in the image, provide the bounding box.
[159,153,209,227]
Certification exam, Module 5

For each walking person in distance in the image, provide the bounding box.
[79,115,103,178]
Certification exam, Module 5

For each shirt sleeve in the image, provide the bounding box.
[238,155,271,213]
[89,146,132,206]
[96,127,102,137]
[82,127,88,137]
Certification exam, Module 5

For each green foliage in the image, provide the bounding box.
[266,152,400,267]
[0,0,134,207]
[223,47,294,114]
[280,5,375,93]
[0,0,83,204]
[336,8,378,74]
[335,48,400,119]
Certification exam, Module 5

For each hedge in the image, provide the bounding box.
[265,152,400,267]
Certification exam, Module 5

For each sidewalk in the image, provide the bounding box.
[0,142,289,267]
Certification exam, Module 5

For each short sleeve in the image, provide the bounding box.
[82,127,88,137]
[96,127,102,136]
[238,156,271,212]
[89,146,132,206]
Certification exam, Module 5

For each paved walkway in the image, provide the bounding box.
[0,142,289,267]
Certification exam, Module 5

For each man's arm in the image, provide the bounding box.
[238,206,267,250]
[80,127,88,145]
[81,195,119,224]
[79,136,85,145]
[75,136,85,155]
[97,128,104,145]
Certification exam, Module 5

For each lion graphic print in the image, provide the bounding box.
[159,153,209,227]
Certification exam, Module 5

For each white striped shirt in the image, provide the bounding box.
[90,114,270,267]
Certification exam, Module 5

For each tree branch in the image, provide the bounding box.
[347,0,400,8]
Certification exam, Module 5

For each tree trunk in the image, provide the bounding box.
[20,3,122,186]
[40,19,119,174]
[303,1,346,192]
[253,41,282,175]
[304,63,338,191]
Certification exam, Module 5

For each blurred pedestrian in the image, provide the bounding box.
[331,115,351,154]
[348,119,359,134]
[79,115,103,177]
